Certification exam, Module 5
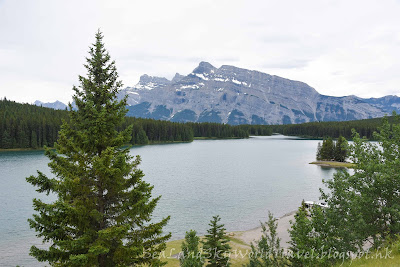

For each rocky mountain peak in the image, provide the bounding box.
[192,61,216,74]
[136,74,171,90]
[113,61,400,125]
[171,73,184,83]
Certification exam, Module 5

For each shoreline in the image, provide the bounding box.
[163,211,297,266]
[233,210,296,247]
[0,137,253,152]
[309,161,355,168]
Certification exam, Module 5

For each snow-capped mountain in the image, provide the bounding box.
[117,62,400,124]
[34,100,67,110]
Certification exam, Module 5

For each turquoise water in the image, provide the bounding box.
[0,135,337,266]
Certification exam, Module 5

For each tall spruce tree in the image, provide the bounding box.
[26,31,170,266]
[180,230,204,267]
[333,135,347,162]
[202,215,231,267]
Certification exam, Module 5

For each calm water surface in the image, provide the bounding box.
[0,135,338,266]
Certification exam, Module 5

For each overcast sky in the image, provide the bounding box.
[1,0,400,104]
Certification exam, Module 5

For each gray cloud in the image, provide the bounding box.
[0,0,399,103]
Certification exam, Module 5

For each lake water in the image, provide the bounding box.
[0,135,338,266]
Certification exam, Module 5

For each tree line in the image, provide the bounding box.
[270,116,395,139]
[1,96,392,150]
[0,98,66,149]
[0,99,265,149]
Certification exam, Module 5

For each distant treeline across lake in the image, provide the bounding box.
[0,98,393,149]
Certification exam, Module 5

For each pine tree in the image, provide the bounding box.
[202,215,231,266]
[319,137,334,160]
[135,127,149,145]
[26,30,170,266]
[31,130,38,149]
[1,129,12,148]
[180,230,204,267]
[316,142,322,160]
[333,135,347,162]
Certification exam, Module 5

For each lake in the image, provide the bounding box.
[0,135,338,266]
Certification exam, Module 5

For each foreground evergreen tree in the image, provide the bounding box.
[247,212,288,267]
[180,230,204,267]
[202,215,231,266]
[26,31,170,266]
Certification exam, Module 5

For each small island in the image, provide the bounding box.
[309,161,355,168]
[309,136,354,168]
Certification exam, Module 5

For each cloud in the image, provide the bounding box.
[0,0,399,103]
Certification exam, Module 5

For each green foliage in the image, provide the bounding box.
[272,116,394,140]
[316,136,348,162]
[0,98,66,149]
[0,100,261,149]
[188,122,252,139]
[126,117,195,144]
[318,137,334,160]
[319,114,400,251]
[323,114,400,246]
[247,211,288,266]
[290,114,400,266]
[180,230,204,267]
[333,135,347,162]
[288,202,334,266]
[26,31,170,266]
[202,215,231,266]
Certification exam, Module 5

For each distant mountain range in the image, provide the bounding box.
[35,62,400,125]
[34,100,67,110]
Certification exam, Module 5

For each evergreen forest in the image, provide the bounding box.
[1,97,394,149]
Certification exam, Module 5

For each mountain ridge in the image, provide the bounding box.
[36,62,400,124]
[116,62,399,124]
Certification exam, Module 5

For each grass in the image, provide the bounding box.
[162,232,253,266]
[309,161,355,168]
[337,240,400,266]
[163,236,400,266]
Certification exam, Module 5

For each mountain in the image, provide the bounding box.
[117,62,400,124]
[34,100,67,110]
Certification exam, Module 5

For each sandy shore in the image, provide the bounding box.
[235,211,296,248]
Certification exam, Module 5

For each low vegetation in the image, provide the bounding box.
[309,161,355,168]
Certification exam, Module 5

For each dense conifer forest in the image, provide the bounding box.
[1,98,393,149]
[0,98,66,149]
[271,117,394,139]
[0,99,253,149]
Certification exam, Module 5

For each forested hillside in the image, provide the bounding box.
[0,98,67,149]
[1,98,391,149]
[271,116,393,139]
[0,99,254,149]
